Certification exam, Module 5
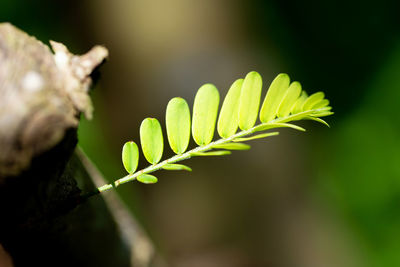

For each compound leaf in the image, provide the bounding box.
[115,71,334,192]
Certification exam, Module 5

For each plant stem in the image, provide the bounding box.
[85,108,325,198]
[96,125,255,194]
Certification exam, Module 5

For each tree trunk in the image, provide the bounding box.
[0,23,157,267]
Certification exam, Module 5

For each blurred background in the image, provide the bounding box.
[1,0,400,266]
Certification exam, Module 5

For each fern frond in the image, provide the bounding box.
[95,71,333,193]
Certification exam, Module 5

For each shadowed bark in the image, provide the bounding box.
[0,23,157,267]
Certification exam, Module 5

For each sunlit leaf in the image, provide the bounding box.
[122,141,139,174]
[253,122,306,132]
[238,71,263,130]
[311,111,334,117]
[192,84,220,145]
[302,92,325,111]
[277,81,302,117]
[137,174,158,184]
[311,99,330,109]
[191,151,231,156]
[233,132,279,142]
[278,110,314,123]
[113,70,334,193]
[211,142,250,150]
[140,118,164,164]
[162,163,192,171]
[291,91,308,114]
[217,78,243,138]
[259,73,290,123]
[315,106,332,112]
[305,116,330,127]
[166,97,191,154]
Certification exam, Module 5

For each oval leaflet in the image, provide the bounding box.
[122,141,139,174]
[140,118,164,164]
[166,97,191,154]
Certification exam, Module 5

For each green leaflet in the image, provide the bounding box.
[317,106,332,111]
[260,73,290,123]
[305,116,330,127]
[166,97,191,154]
[137,174,158,184]
[277,110,315,123]
[122,141,139,174]
[291,91,308,114]
[277,81,302,118]
[253,122,306,132]
[311,111,334,117]
[211,142,251,150]
[302,92,325,111]
[191,150,231,156]
[238,71,262,130]
[311,99,330,109]
[140,118,164,164]
[217,78,243,138]
[192,84,220,146]
[162,163,192,171]
[233,132,279,142]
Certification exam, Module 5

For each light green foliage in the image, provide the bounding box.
[314,111,334,117]
[162,163,192,171]
[302,92,325,111]
[137,174,158,184]
[122,141,139,174]
[140,118,164,164]
[260,73,290,123]
[305,116,330,127]
[217,78,243,138]
[192,83,220,145]
[166,97,191,154]
[277,81,302,117]
[211,143,251,150]
[253,122,306,132]
[100,71,333,192]
[234,132,279,142]
[191,151,231,156]
[312,99,329,109]
[238,71,263,130]
[291,91,308,114]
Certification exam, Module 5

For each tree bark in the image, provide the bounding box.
[0,23,157,267]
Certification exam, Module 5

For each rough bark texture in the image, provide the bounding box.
[0,22,107,178]
[0,23,156,267]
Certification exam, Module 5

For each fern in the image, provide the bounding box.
[96,71,333,193]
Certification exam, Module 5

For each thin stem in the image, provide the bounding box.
[85,108,327,198]
[96,125,255,194]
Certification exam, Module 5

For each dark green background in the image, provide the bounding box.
[2,1,399,266]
